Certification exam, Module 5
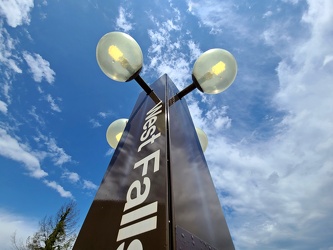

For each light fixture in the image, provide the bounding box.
[96,32,161,103]
[106,118,128,149]
[192,49,237,94]
[195,127,208,152]
[96,32,143,82]
[170,48,237,103]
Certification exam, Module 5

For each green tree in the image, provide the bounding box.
[12,202,78,250]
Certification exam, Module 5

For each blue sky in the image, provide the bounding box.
[1,0,333,249]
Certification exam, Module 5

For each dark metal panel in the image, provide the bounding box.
[167,76,234,250]
[176,226,218,250]
[73,77,169,250]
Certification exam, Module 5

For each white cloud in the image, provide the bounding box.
[186,0,249,36]
[89,112,112,128]
[45,137,71,166]
[89,118,101,128]
[3,81,11,104]
[0,0,34,27]
[187,40,202,62]
[0,209,37,250]
[35,133,72,166]
[182,0,333,249]
[62,171,80,183]
[43,180,73,198]
[164,19,180,31]
[46,94,61,112]
[83,180,98,190]
[206,106,231,130]
[23,52,55,84]
[263,10,273,18]
[323,54,333,66]
[116,6,133,32]
[98,111,112,118]
[0,24,22,74]
[186,91,232,132]
[0,100,8,114]
[261,21,292,47]
[28,106,45,125]
[0,128,47,178]
[145,7,194,90]
[37,86,43,94]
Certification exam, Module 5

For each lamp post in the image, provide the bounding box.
[73,32,237,250]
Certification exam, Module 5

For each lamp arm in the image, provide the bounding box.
[134,75,161,103]
[168,82,196,105]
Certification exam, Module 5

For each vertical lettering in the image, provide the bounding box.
[121,201,158,226]
[140,125,156,142]
[145,101,162,121]
[116,216,157,242]
[124,178,151,211]
[116,240,143,250]
[138,133,161,152]
[143,116,157,130]
[134,150,160,176]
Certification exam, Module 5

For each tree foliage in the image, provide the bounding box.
[12,202,78,250]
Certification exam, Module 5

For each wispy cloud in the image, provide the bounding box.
[45,137,71,166]
[62,171,80,183]
[144,5,198,90]
[0,24,22,74]
[263,10,273,18]
[186,0,333,249]
[187,40,202,62]
[46,94,61,112]
[89,111,113,128]
[37,86,43,94]
[187,0,250,36]
[35,133,72,166]
[89,118,101,128]
[97,111,113,119]
[83,180,98,190]
[323,54,333,67]
[0,128,47,178]
[0,0,34,27]
[28,106,45,125]
[43,180,73,198]
[0,24,21,116]
[62,171,98,192]
[23,52,55,84]
[115,6,133,32]
[0,100,8,114]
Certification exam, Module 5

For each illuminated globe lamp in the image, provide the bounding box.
[96,32,160,102]
[192,49,237,94]
[106,118,128,149]
[173,48,237,102]
[96,32,143,82]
